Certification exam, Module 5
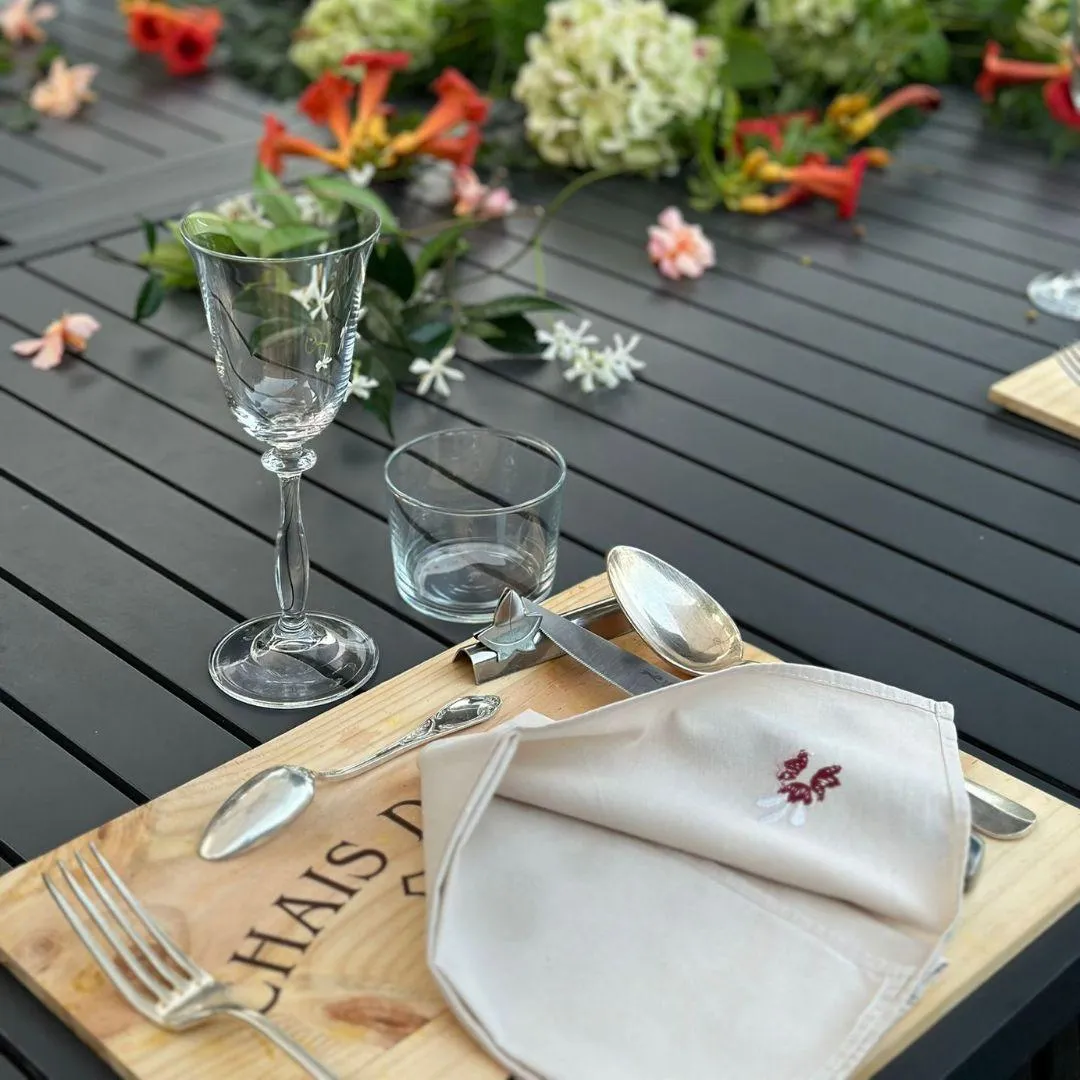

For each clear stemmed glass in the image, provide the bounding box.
[1027,0,1080,318]
[181,204,380,709]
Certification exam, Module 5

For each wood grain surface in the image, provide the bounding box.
[990,351,1080,441]
[0,576,1077,1079]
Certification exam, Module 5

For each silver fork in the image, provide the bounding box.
[1057,342,1080,386]
[43,843,337,1079]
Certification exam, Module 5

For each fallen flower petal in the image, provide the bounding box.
[647,206,715,280]
[0,0,55,44]
[30,57,98,119]
[10,312,100,370]
[453,166,517,219]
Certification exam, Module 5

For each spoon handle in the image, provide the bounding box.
[318,697,500,782]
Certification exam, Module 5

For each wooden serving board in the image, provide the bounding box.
[2,575,1080,1079]
[989,347,1080,439]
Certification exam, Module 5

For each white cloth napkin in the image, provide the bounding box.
[420,663,970,1080]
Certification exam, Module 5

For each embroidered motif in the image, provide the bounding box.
[756,749,842,826]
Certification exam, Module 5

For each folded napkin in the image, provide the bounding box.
[420,663,970,1080]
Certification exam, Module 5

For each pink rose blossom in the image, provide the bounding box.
[453,166,518,220]
[0,0,56,44]
[647,206,716,280]
[11,312,100,370]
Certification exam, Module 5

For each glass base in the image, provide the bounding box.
[1027,270,1080,320]
[209,613,378,709]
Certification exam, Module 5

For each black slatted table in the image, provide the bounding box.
[0,58,1079,1080]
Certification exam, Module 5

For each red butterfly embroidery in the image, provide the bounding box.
[758,750,843,826]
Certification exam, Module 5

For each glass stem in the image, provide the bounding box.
[263,447,318,646]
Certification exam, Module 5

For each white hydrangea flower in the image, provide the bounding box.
[513,0,724,173]
[535,318,601,362]
[1017,0,1069,51]
[756,0,859,38]
[410,344,465,398]
[289,0,442,79]
[350,373,379,400]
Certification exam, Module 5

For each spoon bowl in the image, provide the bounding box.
[199,694,501,861]
[606,546,743,675]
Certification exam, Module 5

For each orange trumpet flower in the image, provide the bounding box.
[828,84,941,142]
[975,40,1068,102]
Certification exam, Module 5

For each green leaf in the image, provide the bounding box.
[223,220,267,256]
[907,28,951,84]
[134,275,167,322]
[723,28,778,91]
[356,350,397,436]
[140,217,158,254]
[413,222,470,281]
[259,224,330,257]
[181,211,245,255]
[367,240,415,302]
[251,162,302,227]
[0,101,38,133]
[463,294,568,321]
[303,175,399,233]
[34,42,63,75]
[477,313,540,355]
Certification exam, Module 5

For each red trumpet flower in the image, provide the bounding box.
[829,84,941,142]
[751,150,868,219]
[1043,76,1080,129]
[734,110,818,153]
[258,113,348,174]
[298,72,356,148]
[975,40,1068,102]
[160,7,221,76]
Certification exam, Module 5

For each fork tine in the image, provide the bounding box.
[54,859,172,999]
[1058,344,1080,386]
[73,850,184,992]
[43,871,158,1019]
[88,843,200,979]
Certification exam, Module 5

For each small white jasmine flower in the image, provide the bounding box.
[410,344,465,398]
[535,318,600,363]
[290,265,335,321]
[602,331,645,380]
[315,355,332,372]
[562,346,620,394]
[350,373,380,400]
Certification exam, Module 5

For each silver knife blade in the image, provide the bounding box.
[519,595,681,697]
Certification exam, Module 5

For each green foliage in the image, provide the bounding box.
[0,101,38,133]
[216,0,310,100]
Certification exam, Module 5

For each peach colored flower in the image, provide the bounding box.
[452,166,517,219]
[29,57,98,119]
[0,0,56,44]
[647,207,715,280]
[11,312,100,370]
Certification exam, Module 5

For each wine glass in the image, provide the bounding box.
[181,203,381,709]
[1027,0,1080,318]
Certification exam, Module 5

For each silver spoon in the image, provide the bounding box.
[605,546,1036,841]
[606,545,745,674]
[199,694,501,861]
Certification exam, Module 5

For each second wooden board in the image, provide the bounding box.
[0,576,1078,1080]
[989,348,1080,439]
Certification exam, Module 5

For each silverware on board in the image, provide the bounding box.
[199,694,501,861]
[44,844,338,1079]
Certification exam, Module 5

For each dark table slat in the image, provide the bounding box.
[0,172,35,203]
[0,266,601,625]
[0,972,117,1080]
[24,118,160,173]
[0,573,243,799]
[0,701,133,860]
[0,1053,27,1080]
[38,247,1080,697]
[564,181,1072,350]
[475,218,1080,555]
[0,133,97,192]
[0,350,460,650]
[0,472,316,743]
